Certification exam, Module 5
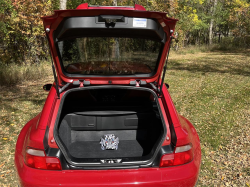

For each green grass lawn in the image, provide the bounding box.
[167,49,250,186]
[0,48,249,186]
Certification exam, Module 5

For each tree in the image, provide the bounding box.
[60,0,67,10]
[209,0,218,45]
[113,0,117,6]
[1,0,250,65]
[0,0,52,64]
[58,0,67,57]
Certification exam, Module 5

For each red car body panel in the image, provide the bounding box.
[15,3,201,187]
[16,160,198,187]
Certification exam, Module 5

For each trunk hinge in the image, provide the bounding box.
[59,82,71,93]
[130,80,147,87]
[149,82,160,92]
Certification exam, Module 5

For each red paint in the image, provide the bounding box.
[76,3,146,11]
[15,4,201,187]
[16,158,199,187]
[158,99,171,146]
[37,85,57,130]
[76,3,88,10]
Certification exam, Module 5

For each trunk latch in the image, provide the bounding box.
[73,80,90,87]
[130,80,147,87]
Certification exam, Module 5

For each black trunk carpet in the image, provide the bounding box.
[68,140,143,158]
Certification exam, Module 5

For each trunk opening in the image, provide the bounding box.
[54,86,166,167]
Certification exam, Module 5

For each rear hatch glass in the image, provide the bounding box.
[58,37,163,75]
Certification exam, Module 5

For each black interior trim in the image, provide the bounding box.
[55,17,165,41]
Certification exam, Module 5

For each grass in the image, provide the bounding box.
[0,47,249,186]
[168,49,250,147]
[0,62,51,86]
[167,48,250,186]
[0,63,54,186]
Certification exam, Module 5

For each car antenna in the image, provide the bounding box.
[159,30,174,96]
[46,32,60,99]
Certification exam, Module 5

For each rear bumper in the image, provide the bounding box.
[15,156,199,187]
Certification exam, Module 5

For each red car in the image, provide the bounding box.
[15,3,201,187]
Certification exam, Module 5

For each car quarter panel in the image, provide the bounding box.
[161,84,201,175]
[15,85,58,172]
[178,115,201,170]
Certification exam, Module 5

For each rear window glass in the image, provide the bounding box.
[57,37,162,75]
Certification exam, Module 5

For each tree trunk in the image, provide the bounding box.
[112,0,119,60]
[83,38,88,61]
[60,0,67,10]
[169,0,175,17]
[209,0,218,45]
[112,0,117,6]
[58,0,67,56]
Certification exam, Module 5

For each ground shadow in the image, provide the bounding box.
[169,52,250,76]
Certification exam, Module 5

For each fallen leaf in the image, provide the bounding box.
[0,163,5,168]
[2,138,8,140]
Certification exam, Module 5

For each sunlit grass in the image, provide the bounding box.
[167,48,250,186]
[0,62,51,86]
[0,66,53,186]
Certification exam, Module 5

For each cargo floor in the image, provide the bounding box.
[68,140,144,158]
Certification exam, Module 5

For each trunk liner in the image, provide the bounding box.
[68,140,143,158]
[56,88,165,164]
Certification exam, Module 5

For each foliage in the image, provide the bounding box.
[0,0,53,64]
[0,0,249,65]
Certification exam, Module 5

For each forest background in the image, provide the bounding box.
[0,0,249,67]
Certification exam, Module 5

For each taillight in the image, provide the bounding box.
[160,144,193,167]
[24,148,62,170]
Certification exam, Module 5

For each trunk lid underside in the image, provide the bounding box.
[42,5,177,85]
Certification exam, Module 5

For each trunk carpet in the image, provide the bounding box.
[68,140,143,158]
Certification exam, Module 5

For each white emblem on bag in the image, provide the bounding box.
[100,134,119,150]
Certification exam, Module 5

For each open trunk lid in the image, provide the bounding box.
[42,3,177,86]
